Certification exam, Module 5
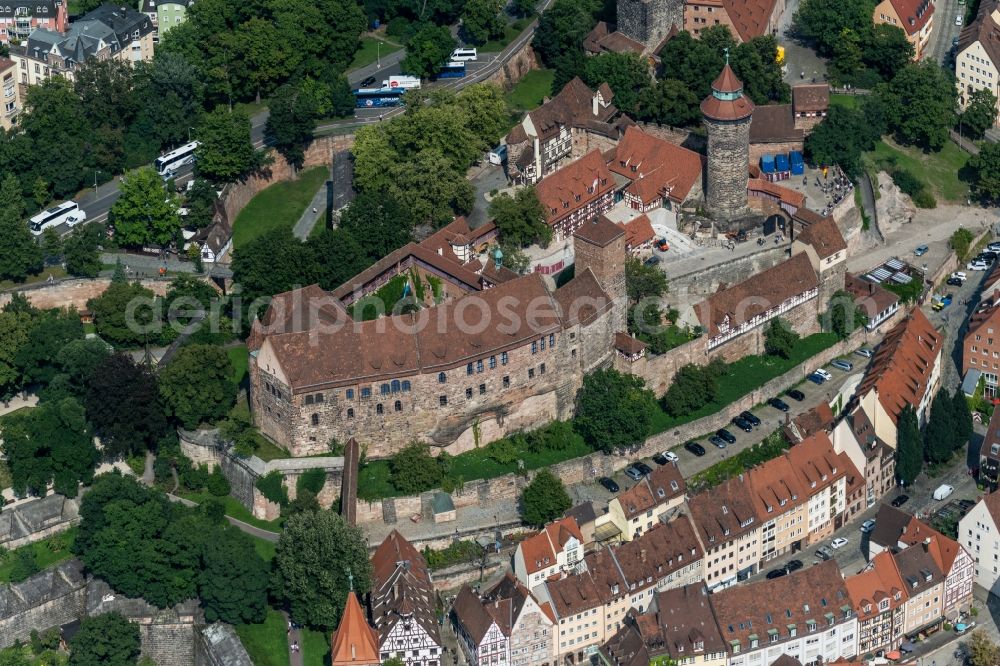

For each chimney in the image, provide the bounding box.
[641,548,647,563]
[869,282,875,294]
[593,93,599,117]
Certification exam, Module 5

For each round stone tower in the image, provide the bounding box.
[701,60,755,223]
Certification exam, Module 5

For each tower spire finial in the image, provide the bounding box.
[723,47,729,65]
[347,567,354,592]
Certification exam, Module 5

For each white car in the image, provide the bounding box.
[951,271,968,280]
[662,451,679,463]
[814,368,833,381]
[956,14,963,25]
[968,260,989,271]
[988,243,1000,252]
[831,537,849,549]
[861,519,876,533]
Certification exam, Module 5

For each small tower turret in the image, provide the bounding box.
[701,54,755,223]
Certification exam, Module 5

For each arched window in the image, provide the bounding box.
[391,379,401,393]
[376,403,384,415]
[402,380,412,392]
[347,408,355,419]
[380,383,390,395]
[438,373,446,383]
[394,400,402,412]
[311,413,319,426]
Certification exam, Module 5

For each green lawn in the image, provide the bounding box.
[228,344,249,389]
[251,536,276,562]
[349,36,403,71]
[480,17,532,53]
[866,139,971,203]
[237,608,290,666]
[506,69,555,112]
[0,265,67,290]
[829,93,859,110]
[232,167,328,249]
[650,332,841,434]
[177,490,283,532]
[301,627,331,666]
[0,528,76,583]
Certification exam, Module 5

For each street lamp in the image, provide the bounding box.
[188,127,196,142]
[377,41,381,70]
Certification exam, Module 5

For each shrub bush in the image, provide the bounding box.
[890,168,923,197]
[206,469,231,497]
[181,463,210,492]
[296,468,326,495]
[912,189,937,209]
[256,470,288,506]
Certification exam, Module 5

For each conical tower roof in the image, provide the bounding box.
[331,591,380,666]
[701,62,754,122]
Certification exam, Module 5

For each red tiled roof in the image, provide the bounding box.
[722,0,781,42]
[608,126,704,205]
[331,591,380,666]
[792,84,830,114]
[519,517,582,575]
[846,551,908,620]
[614,332,647,355]
[794,215,846,260]
[370,531,439,645]
[749,104,801,143]
[695,252,818,337]
[845,274,900,321]
[575,213,625,247]
[687,475,758,547]
[616,215,656,249]
[747,178,807,208]
[855,309,943,424]
[613,463,685,521]
[506,77,618,145]
[712,63,743,93]
[886,0,935,37]
[537,150,615,227]
[746,455,807,520]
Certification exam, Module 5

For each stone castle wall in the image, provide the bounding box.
[749,139,804,164]
[484,43,538,91]
[0,277,170,311]
[705,117,752,222]
[617,0,683,49]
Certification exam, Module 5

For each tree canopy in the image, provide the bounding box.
[804,103,882,177]
[583,52,650,116]
[402,24,457,79]
[0,174,42,283]
[110,167,182,248]
[532,0,599,88]
[461,0,506,44]
[970,142,1000,203]
[195,108,263,183]
[85,354,169,459]
[159,344,236,428]
[520,470,572,527]
[488,187,551,248]
[896,404,922,485]
[961,89,999,140]
[877,62,958,151]
[68,613,141,666]
[574,368,656,452]
[763,318,800,359]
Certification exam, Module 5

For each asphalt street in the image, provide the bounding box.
[926,0,966,65]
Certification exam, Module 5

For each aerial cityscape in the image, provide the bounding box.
[3,0,1000,664]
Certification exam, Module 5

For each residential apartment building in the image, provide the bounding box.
[536,150,616,241]
[687,476,761,591]
[536,567,626,663]
[684,0,785,42]
[873,0,935,60]
[846,551,907,657]
[785,432,854,543]
[371,531,442,666]
[711,561,859,666]
[452,586,513,666]
[139,0,192,40]
[607,125,703,212]
[614,215,656,256]
[830,406,896,509]
[0,0,66,45]
[955,2,1000,116]
[844,274,900,332]
[855,309,943,441]
[513,517,585,592]
[594,463,686,542]
[894,544,945,637]
[11,4,154,85]
[0,57,21,130]
[480,574,556,666]
[959,490,1000,596]
[963,289,1000,397]
[747,456,808,563]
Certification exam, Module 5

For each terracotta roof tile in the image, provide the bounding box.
[712,63,743,93]
[722,0,780,41]
[608,126,704,205]
[655,583,727,658]
[574,213,625,247]
[615,332,647,355]
[750,104,801,143]
[784,432,854,495]
[695,252,818,337]
[331,591,380,666]
[610,516,703,588]
[546,570,605,618]
[846,551,908,619]
[613,463,686,522]
[887,0,935,36]
[747,178,807,208]
[687,476,758,547]
[537,150,616,227]
[792,84,830,114]
[616,214,656,250]
[893,542,943,597]
[452,586,501,644]
[794,215,846,259]
[554,267,613,326]
[844,274,900,322]
[370,531,440,645]
[505,77,618,146]
[519,517,581,575]
[747,456,808,520]
[959,3,1000,70]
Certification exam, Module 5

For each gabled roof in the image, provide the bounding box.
[608,126,704,205]
[747,177,807,208]
[656,583,727,658]
[687,476,758,547]
[784,432,853,496]
[844,274,900,321]
[869,504,913,551]
[452,586,503,644]
[506,77,618,145]
[518,516,583,575]
[785,403,835,443]
[545,570,605,618]
[846,551,908,619]
[695,252,818,337]
[892,542,943,597]
[792,84,830,114]
[616,215,656,249]
[537,150,615,226]
[856,309,942,423]
[370,531,440,645]
[721,0,781,42]
[574,213,625,247]
[613,463,686,521]
[747,456,807,520]
[331,591,380,666]
[794,216,847,260]
[885,0,935,37]
[609,516,703,587]
[750,105,802,143]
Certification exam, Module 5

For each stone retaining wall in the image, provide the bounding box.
[0,277,170,311]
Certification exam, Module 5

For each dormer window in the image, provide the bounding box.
[780,499,787,506]
[723,528,730,536]
[657,488,665,498]
[767,505,773,513]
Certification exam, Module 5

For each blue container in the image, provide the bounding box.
[790,161,805,175]
[760,154,775,174]
[789,150,804,165]
[775,153,790,172]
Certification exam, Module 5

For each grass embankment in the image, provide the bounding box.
[866,139,970,203]
[349,36,403,71]
[232,167,328,249]
[176,490,282,532]
[237,608,290,666]
[480,17,532,53]
[506,69,555,112]
[0,527,77,583]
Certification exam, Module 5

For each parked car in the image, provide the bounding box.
[766,568,787,580]
[831,537,849,549]
[861,519,876,533]
[933,483,955,500]
[855,348,874,358]
[890,494,909,507]
[360,75,377,87]
[740,410,761,426]
[599,477,620,493]
[831,359,853,371]
[685,441,706,456]
[806,373,826,385]
[956,14,963,25]
[716,428,737,444]
[814,368,833,381]
[709,435,728,449]
[816,546,834,560]
[983,251,999,262]
[968,260,989,271]
[634,462,653,476]
[915,245,929,256]
[787,389,805,401]
[932,294,954,311]
[769,397,790,411]
[653,451,679,465]
[785,559,804,572]
[947,277,964,287]
[644,255,660,267]
[988,242,1000,253]
[952,271,968,280]
[732,417,754,432]
[624,466,643,481]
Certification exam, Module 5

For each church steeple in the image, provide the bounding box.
[330,591,380,666]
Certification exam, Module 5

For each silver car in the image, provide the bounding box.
[831,359,853,371]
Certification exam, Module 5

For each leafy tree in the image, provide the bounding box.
[402,24,457,79]
[306,228,372,291]
[39,338,112,403]
[85,354,169,459]
[625,257,668,305]
[950,227,975,260]
[511,0,536,17]
[662,362,721,417]
[969,629,1000,666]
[183,178,218,229]
[763,318,799,359]
[878,62,958,151]
[338,191,414,262]
[0,306,33,399]
[582,52,650,115]
[15,307,84,387]
[453,83,511,154]
[64,224,103,278]
[272,511,373,629]
[196,108,262,183]
[961,88,999,140]
[731,35,790,105]
[1,397,99,497]
[0,174,42,282]
[394,149,474,226]
[231,229,311,302]
[862,24,914,82]
[574,368,655,452]
[970,142,1000,203]
[390,442,445,493]
[792,0,875,56]
[462,0,505,44]
[87,281,163,347]
[488,187,551,247]
[199,526,269,624]
[164,273,220,319]
[824,290,867,338]
[110,167,182,248]
[532,0,599,88]
[19,78,89,197]
[924,391,955,463]
[40,228,62,264]
[637,78,701,127]
[896,405,922,485]
[519,470,571,527]
[69,613,140,666]
[804,105,880,177]
[953,388,974,452]
[159,345,236,428]
[267,83,319,169]
[132,53,206,152]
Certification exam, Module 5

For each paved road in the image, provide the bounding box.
[926,0,964,65]
[167,492,280,542]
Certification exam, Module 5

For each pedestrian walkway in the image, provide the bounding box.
[284,611,303,666]
[0,394,36,418]
[292,182,330,240]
